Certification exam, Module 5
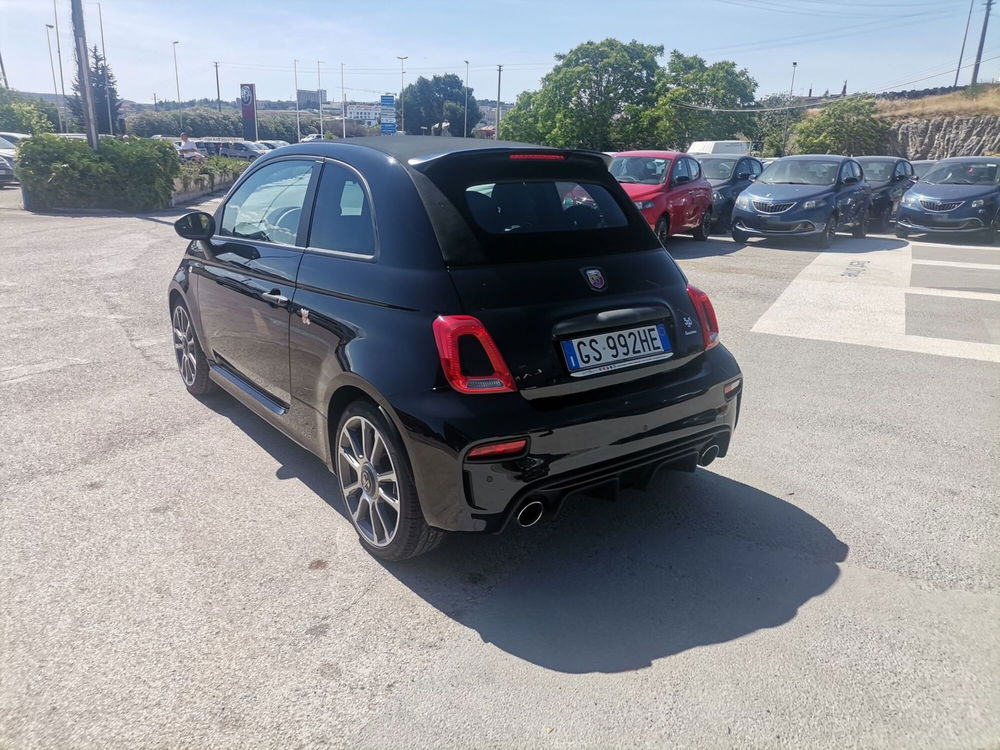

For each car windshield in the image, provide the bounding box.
[860,161,894,182]
[758,159,840,186]
[698,158,738,180]
[921,161,999,185]
[610,156,668,185]
[0,136,15,150]
[912,162,934,179]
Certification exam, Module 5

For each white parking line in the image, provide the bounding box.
[912,259,1000,270]
[752,242,1000,363]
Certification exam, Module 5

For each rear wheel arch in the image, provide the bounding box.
[325,380,409,470]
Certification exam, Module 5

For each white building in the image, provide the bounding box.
[345,103,381,127]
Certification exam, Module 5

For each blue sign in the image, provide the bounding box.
[381,122,397,134]
[380,95,395,108]
[380,94,397,134]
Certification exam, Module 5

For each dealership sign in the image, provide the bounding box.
[240,83,258,141]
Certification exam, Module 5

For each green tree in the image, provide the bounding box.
[643,51,756,150]
[399,74,481,136]
[68,46,122,134]
[791,97,889,155]
[501,38,661,149]
[0,89,57,134]
[750,93,804,157]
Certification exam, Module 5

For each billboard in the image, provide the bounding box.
[240,83,258,141]
[380,94,396,135]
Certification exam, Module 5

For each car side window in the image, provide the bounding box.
[684,157,701,180]
[307,161,376,256]
[894,161,909,178]
[838,162,853,183]
[851,162,863,180]
[750,159,763,176]
[220,159,315,245]
[671,158,688,183]
[735,159,749,178]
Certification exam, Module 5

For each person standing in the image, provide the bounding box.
[178,132,203,161]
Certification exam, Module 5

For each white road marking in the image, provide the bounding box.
[912,259,1000,270]
[752,242,1000,363]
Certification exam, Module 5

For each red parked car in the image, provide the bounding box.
[610,151,713,244]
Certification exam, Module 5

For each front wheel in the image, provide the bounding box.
[814,214,837,249]
[335,400,442,561]
[171,300,216,395]
[692,208,712,241]
[895,225,909,239]
[655,216,670,247]
[852,208,868,239]
[731,226,749,244]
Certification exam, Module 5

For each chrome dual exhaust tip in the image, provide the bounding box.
[516,499,545,528]
[698,444,720,467]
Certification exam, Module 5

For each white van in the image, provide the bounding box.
[688,140,751,155]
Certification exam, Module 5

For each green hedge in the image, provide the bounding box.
[177,156,249,192]
[17,134,180,211]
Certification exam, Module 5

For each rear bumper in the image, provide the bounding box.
[390,345,742,532]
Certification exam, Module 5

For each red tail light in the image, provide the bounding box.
[686,285,720,350]
[432,315,516,394]
[467,438,528,460]
[508,153,565,161]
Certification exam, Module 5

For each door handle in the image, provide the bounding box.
[261,290,289,306]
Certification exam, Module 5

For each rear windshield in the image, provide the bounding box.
[418,154,659,265]
[465,181,628,234]
[860,161,893,182]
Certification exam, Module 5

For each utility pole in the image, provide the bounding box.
[955,0,976,87]
[341,63,347,139]
[464,60,469,137]
[70,0,99,149]
[317,61,324,139]
[293,59,301,142]
[153,92,157,111]
[94,2,113,135]
[213,61,221,112]
[397,56,407,134]
[53,0,68,132]
[172,41,182,131]
[971,0,994,85]
[45,26,64,131]
[0,46,8,88]
[495,64,502,140]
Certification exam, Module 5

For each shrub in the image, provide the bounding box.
[17,134,180,211]
[177,156,249,191]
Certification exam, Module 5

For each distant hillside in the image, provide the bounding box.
[877,85,1000,118]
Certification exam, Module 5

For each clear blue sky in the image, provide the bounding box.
[1,0,997,105]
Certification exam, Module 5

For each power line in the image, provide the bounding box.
[672,53,1000,113]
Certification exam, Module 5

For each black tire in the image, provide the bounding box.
[692,208,711,241]
[170,299,216,395]
[655,216,670,247]
[814,214,837,249]
[731,226,749,244]
[980,223,999,245]
[895,226,909,239]
[335,400,442,561]
[852,208,868,239]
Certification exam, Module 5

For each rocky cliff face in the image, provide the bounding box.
[884,115,1000,159]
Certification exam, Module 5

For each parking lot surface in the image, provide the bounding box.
[1,185,998,748]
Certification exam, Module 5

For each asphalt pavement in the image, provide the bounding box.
[1,184,997,749]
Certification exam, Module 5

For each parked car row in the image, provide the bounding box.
[607,148,999,246]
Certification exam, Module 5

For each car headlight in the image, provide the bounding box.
[971,198,990,208]
[802,198,823,210]
[735,194,751,209]
[901,193,920,207]
[633,200,655,210]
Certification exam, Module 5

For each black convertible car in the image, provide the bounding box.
[169,137,742,560]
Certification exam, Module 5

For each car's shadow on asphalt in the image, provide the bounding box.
[669,234,909,259]
[199,391,848,675]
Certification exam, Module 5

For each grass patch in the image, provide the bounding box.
[877,85,1000,117]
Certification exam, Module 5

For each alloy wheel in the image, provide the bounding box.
[337,416,400,547]
[172,305,198,387]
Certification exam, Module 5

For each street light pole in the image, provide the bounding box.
[782,61,797,155]
[341,62,347,139]
[172,41,182,131]
[0,46,8,88]
[53,0,68,132]
[293,59,300,142]
[70,0,98,149]
[213,61,221,112]
[94,2,113,134]
[317,60,324,139]
[45,25,65,132]
[397,56,407,134]
[495,64,502,140]
[464,60,469,137]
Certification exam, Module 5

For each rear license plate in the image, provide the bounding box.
[560,323,672,377]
